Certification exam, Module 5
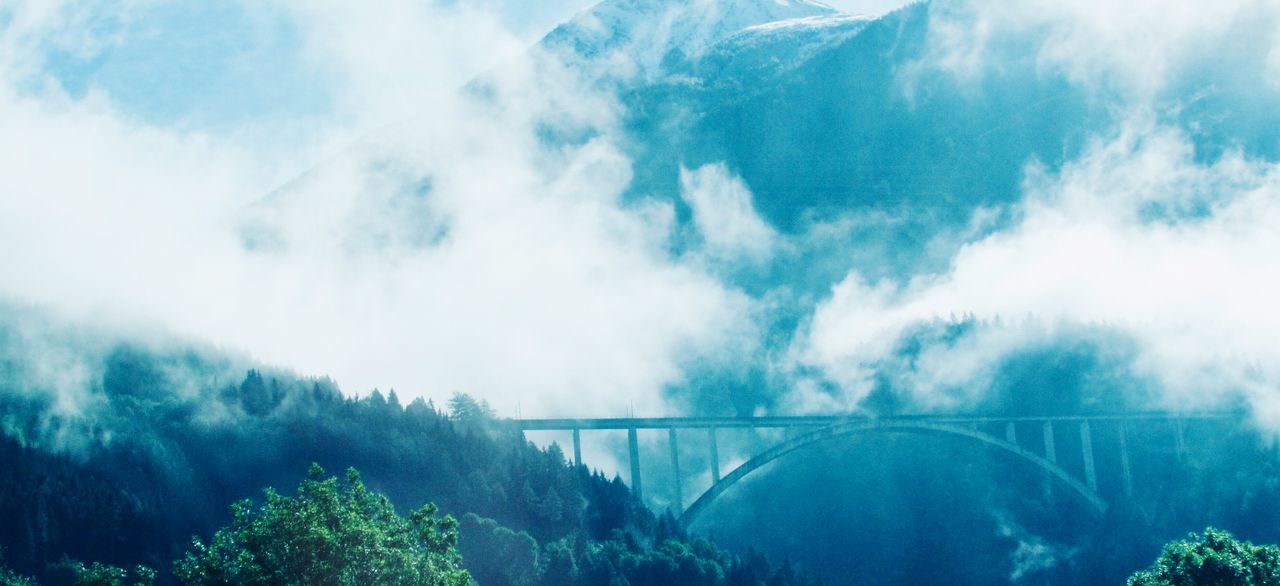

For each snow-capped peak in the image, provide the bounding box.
[541,0,840,80]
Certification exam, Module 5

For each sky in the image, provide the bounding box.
[4,0,1280,433]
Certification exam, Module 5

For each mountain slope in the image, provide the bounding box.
[542,0,838,78]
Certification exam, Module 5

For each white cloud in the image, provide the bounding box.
[274,0,527,128]
[793,120,1280,422]
[794,0,1280,424]
[913,0,1280,100]
[996,512,1075,581]
[0,0,757,418]
[679,163,779,264]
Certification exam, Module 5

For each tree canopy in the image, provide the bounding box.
[174,464,472,586]
[0,358,816,586]
[1128,528,1280,586]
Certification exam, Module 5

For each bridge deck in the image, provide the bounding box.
[511,412,1236,431]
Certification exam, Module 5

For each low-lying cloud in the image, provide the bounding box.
[792,119,1280,425]
[5,0,1280,434]
[0,0,757,418]
[913,0,1280,100]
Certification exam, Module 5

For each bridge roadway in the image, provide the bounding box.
[512,412,1236,525]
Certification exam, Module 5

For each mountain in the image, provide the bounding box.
[233,0,1280,415]
[22,1,1274,583]
[541,0,839,80]
[564,2,1092,237]
[544,0,1278,270]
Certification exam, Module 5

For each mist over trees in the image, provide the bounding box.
[0,311,821,585]
[5,308,1280,583]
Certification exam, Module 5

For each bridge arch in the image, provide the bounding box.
[679,419,1106,526]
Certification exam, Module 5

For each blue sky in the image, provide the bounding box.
[41,2,329,130]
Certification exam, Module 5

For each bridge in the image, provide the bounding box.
[513,412,1234,525]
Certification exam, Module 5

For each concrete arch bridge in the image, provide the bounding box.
[513,413,1232,526]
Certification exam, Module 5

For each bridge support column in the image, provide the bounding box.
[1005,422,1017,446]
[1118,422,1134,498]
[628,427,643,502]
[1042,421,1056,500]
[669,428,682,512]
[1042,421,1057,463]
[709,427,721,484]
[572,429,582,468]
[1080,420,1097,492]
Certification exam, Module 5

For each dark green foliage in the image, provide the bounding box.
[457,513,821,586]
[1128,528,1280,586]
[1,552,37,586]
[0,570,36,586]
[174,464,471,586]
[458,514,539,586]
[575,534,819,586]
[0,328,813,586]
[0,364,623,579]
[540,539,578,585]
[0,440,161,579]
[70,562,154,586]
[39,560,154,586]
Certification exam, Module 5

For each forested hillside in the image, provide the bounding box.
[0,313,817,585]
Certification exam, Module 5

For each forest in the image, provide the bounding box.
[0,332,823,585]
[8,313,1280,583]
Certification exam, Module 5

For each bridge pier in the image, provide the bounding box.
[1118,422,1134,498]
[1042,421,1056,500]
[572,428,582,467]
[709,427,721,484]
[628,427,643,502]
[1005,422,1017,446]
[1042,421,1057,463]
[1080,420,1097,492]
[670,428,682,512]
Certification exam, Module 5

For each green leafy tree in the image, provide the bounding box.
[1128,527,1280,585]
[72,562,155,586]
[174,464,472,586]
[42,560,154,586]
